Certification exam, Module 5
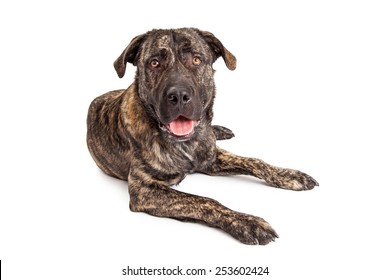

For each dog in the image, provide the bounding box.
[87,28,318,245]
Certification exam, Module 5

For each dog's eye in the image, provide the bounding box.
[192,56,202,66]
[149,59,160,68]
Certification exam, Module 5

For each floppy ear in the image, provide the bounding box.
[113,34,147,78]
[196,30,237,70]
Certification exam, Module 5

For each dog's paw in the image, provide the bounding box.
[225,213,278,245]
[274,168,319,191]
[212,125,235,140]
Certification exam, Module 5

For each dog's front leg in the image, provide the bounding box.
[128,169,278,245]
[204,148,318,191]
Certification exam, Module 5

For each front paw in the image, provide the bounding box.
[274,168,319,191]
[224,213,278,245]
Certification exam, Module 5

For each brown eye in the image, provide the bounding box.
[192,56,202,66]
[150,59,160,68]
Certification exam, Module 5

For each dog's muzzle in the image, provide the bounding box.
[157,85,202,140]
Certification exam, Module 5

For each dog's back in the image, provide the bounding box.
[87,89,130,180]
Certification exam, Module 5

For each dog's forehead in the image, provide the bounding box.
[142,29,209,57]
[172,29,206,50]
[155,34,170,49]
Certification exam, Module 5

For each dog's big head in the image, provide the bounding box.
[114,28,236,142]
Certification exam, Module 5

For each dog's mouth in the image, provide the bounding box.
[160,116,200,140]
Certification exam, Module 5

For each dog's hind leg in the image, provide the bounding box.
[212,125,235,140]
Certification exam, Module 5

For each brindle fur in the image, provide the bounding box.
[87,28,318,245]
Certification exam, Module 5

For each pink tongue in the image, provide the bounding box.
[169,117,195,136]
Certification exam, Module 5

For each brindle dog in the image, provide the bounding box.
[87,28,318,245]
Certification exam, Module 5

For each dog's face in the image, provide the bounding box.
[114,28,236,142]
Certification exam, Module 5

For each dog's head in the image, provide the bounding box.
[114,28,236,141]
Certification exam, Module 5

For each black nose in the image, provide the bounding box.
[166,86,192,106]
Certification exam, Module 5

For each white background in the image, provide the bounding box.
[1,0,389,279]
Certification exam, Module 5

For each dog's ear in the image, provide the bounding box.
[113,34,147,78]
[196,30,237,70]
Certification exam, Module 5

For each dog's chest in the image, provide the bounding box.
[147,139,215,174]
